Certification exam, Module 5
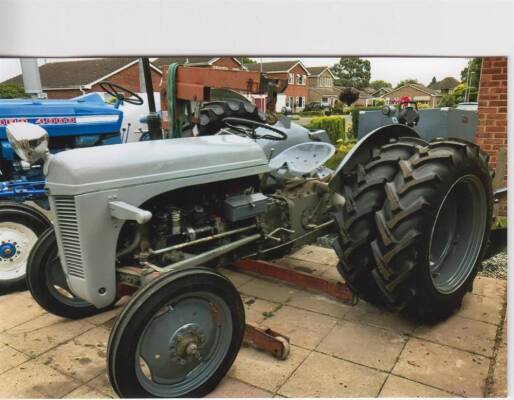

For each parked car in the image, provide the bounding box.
[304,102,325,111]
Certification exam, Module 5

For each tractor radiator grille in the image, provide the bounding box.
[54,196,85,279]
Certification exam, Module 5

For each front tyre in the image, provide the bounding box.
[26,227,112,319]
[108,267,245,398]
[371,139,493,322]
[0,201,51,292]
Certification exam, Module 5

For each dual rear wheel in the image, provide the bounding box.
[334,138,493,322]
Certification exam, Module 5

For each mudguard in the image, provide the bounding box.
[329,124,420,194]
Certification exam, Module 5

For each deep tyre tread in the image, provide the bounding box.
[0,201,51,292]
[107,267,245,398]
[370,138,493,322]
[198,100,266,135]
[26,227,112,319]
[333,136,427,305]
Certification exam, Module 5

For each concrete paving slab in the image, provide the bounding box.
[229,344,310,393]
[273,257,332,277]
[344,300,417,334]
[262,305,337,349]
[0,342,30,375]
[287,245,338,266]
[0,313,95,357]
[207,377,272,398]
[37,326,110,383]
[239,278,298,303]
[319,263,344,282]
[219,268,255,288]
[458,293,504,325]
[379,375,455,397]
[0,291,46,332]
[241,295,280,325]
[473,276,507,301]
[317,320,407,371]
[413,315,497,357]
[279,350,387,397]
[490,339,507,397]
[393,338,489,397]
[87,372,117,398]
[64,384,112,399]
[0,359,82,398]
[83,301,127,327]
[287,289,352,319]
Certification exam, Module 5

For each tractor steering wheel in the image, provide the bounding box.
[222,117,288,141]
[99,81,144,105]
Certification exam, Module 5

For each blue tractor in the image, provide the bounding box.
[0,81,144,290]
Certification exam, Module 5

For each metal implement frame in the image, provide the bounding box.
[232,258,355,304]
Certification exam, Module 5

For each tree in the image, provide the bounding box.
[239,57,256,64]
[331,57,371,89]
[430,76,437,85]
[369,80,392,91]
[0,84,27,99]
[338,87,360,106]
[460,58,482,101]
[395,79,419,89]
[438,93,457,107]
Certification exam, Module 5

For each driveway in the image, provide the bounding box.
[0,245,507,398]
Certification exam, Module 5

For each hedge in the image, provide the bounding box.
[308,116,346,144]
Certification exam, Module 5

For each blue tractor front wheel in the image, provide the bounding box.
[0,201,51,293]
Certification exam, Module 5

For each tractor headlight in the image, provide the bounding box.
[6,122,49,163]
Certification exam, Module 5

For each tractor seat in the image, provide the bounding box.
[269,142,335,178]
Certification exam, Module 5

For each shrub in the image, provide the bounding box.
[325,139,357,169]
[0,83,28,99]
[299,110,325,117]
[308,116,346,144]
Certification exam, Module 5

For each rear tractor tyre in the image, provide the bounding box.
[0,201,51,293]
[26,227,114,319]
[332,136,428,306]
[107,267,245,398]
[370,139,493,322]
[198,100,266,135]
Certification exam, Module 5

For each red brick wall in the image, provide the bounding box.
[212,58,243,69]
[90,63,162,93]
[476,56,508,214]
[44,63,163,99]
[45,89,83,99]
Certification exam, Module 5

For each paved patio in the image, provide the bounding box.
[0,245,507,398]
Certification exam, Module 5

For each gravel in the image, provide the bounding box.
[480,251,508,280]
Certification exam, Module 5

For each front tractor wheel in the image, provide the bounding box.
[370,139,493,322]
[0,201,51,293]
[26,227,114,319]
[107,267,245,398]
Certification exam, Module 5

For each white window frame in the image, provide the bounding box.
[288,73,294,85]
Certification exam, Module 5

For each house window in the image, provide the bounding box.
[288,73,294,84]
[296,74,306,85]
[286,96,293,108]
[321,96,329,105]
[297,96,305,108]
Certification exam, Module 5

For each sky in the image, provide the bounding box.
[0,57,470,86]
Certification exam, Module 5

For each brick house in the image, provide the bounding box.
[381,83,442,107]
[428,76,460,94]
[3,57,245,99]
[307,66,341,107]
[244,60,310,112]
